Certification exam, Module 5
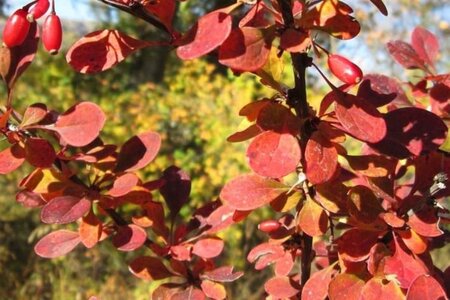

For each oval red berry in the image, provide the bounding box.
[2,9,31,47]
[27,0,50,22]
[258,220,281,233]
[42,14,62,55]
[327,54,363,85]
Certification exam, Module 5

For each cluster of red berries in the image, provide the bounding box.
[3,0,62,55]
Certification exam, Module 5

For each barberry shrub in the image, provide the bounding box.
[1,0,449,299]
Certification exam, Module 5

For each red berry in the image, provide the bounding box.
[258,220,281,233]
[2,9,31,47]
[42,14,62,55]
[27,0,50,22]
[327,54,363,85]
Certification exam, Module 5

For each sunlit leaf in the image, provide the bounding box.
[298,199,329,237]
[406,275,447,300]
[129,256,173,281]
[34,230,81,258]
[192,238,224,259]
[112,224,147,252]
[411,27,439,68]
[41,196,91,224]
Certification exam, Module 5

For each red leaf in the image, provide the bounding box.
[346,155,396,177]
[360,277,405,300]
[347,185,383,224]
[298,199,329,237]
[247,242,285,269]
[192,238,224,259]
[66,30,153,73]
[256,102,300,134]
[129,256,173,281]
[280,28,310,53]
[34,230,81,258]
[369,0,388,16]
[305,132,339,184]
[407,206,443,237]
[220,174,288,210]
[24,137,56,168]
[200,280,226,300]
[406,275,447,300]
[335,94,387,143]
[227,124,262,143]
[201,266,244,283]
[302,265,337,300]
[108,173,139,197]
[411,27,439,68]
[20,103,48,128]
[41,196,91,224]
[1,22,39,90]
[264,276,300,299]
[387,40,425,70]
[205,204,250,234]
[328,273,365,300]
[398,229,428,255]
[159,165,191,218]
[172,286,206,300]
[115,131,161,172]
[370,107,447,158]
[79,211,102,249]
[247,131,301,178]
[218,27,272,72]
[384,235,429,289]
[16,190,46,208]
[112,224,147,252]
[0,144,25,174]
[337,229,379,262]
[144,0,176,32]
[177,11,232,60]
[361,74,410,107]
[53,102,106,147]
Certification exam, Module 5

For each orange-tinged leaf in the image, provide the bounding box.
[172,286,206,300]
[397,229,427,255]
[129,256,173,281]
[66,30,154,73]
[280,28,311,53]
[316,182,348,214]
[367,243,390,276]
[247,131,301,178]
[218,27,272,72]
[20,103,48,128]
[220,174,288,210]
[328,273,365,300]
[360,277,405,300]
[302,265,338,300]
[227,123,262,143]
[407,206,443,237]
[298,199,329,237]
[177,11,232,60]
[0,143,25,174]
[200,280,226,300]
[20,168,70,194]
[256,102,300,134]
[34,230,81,258]
[346,155,396,177]
[79,211,103,248]
[108,173,139,197]
[53,102,106,147]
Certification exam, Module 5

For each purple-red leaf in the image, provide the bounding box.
[177,11,232,60]
[220,174,288,210]
[34,230,81,258]
[66,30,154,73]
[24,137,56,168]
[369,0,388,16]
[218,27,272,72]
[41,196,91,224]
[305,132,339,184]
[411,27,439,68]
[247,131,301,178]
[387,40,425,70]
[53,102,106,147]
[115,131,161,172]
[335,94,387,143]
[370,107,447,158]
[159,166,191,218]
[112,224,147,252]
